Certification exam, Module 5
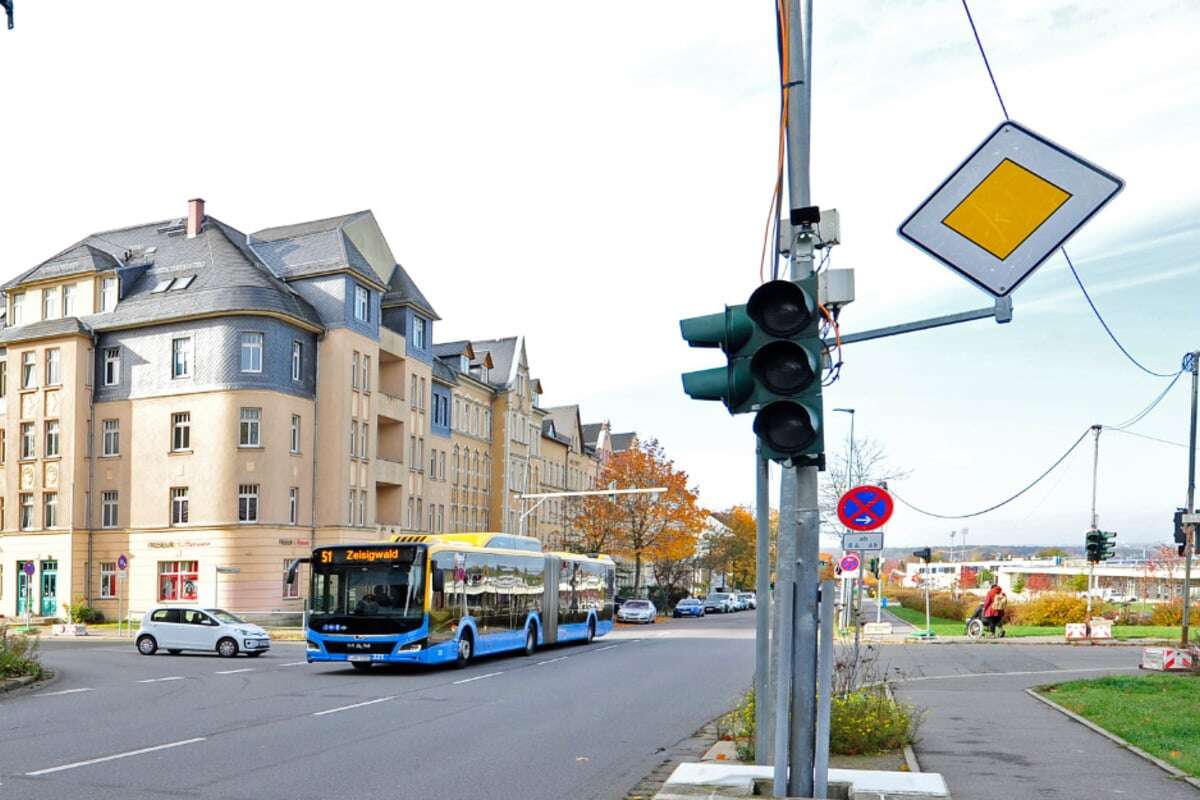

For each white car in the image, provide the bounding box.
[136,607,271,658]
[617,599,658,624]
[737,592,757,610]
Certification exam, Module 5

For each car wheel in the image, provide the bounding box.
[523,626,537,657]
[217,637,239,658]
[167,649,182,655]
[586,619,596,643]
[136,635,158,656]
[455,632,473,668]
[351,662,373,671]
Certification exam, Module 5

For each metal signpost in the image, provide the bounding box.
[23,561,35,631]
[117,553,129,637]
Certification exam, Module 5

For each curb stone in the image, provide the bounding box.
[0,668,56,698]
[1026,687,1200,792]
[624,720,722,800]
[882,682,921,773]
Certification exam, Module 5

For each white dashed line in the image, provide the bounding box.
[279,661,309,667]
[26,737,207,776]
[36,687,94,697]
[137,676,184,683]
[215,668,254,675]
[592,645,619,653]
[537,656,569,666]
[452,671,504,685]
[312,696,397,716]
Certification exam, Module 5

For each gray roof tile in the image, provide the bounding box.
[384,263,439,320]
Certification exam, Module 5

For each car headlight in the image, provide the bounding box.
[237,628,253,636]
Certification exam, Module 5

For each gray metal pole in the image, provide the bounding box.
[772,468,797,796]
[790,468,819,798]
[755,449,773,762]
[813,579,835,799]
[1087,425,1100,619]
[1183,353,1198,647]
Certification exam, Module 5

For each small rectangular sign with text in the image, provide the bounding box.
[842,532,884,552]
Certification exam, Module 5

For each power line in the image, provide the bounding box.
[1105,428,1188,449]
[959,0,1178,380]
[1108,368,1185,429]
[889,429,1090,520]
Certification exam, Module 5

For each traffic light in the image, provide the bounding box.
[1175,508,1189,557]
[868,558,880,578]
[1086,530,1117,563]
[680,278,824,466]
[912,548,932,563]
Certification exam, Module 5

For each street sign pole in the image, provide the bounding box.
[1183,352,1198,648]
[1087,425,1101,620]
[754,448,772,763]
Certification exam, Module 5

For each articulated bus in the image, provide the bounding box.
[291,533,615,669]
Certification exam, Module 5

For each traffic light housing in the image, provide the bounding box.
[1086,530,1117,563]
[1175,508,1190,557]
[912,548,932,563]
[680,278,825,467]
[868,558,880,578]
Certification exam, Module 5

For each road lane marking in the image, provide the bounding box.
[452,671,503,685]
[25,737,207,776]
[592,645,619,653]
[279,661,308,667]
[537,657,568,666]
[215,668,254,674]
[36,687,93,697]
[312,696,397,716]
[137,676,184,683]
[898,666,1140,684]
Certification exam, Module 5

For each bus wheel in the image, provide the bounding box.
[586,619,596,644]
[455,632,473,668]
[523,626,537,657]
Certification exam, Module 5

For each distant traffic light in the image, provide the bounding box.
[912,548,932,563]
[868,558,880,578]
[1175,508,1190,557]
[679,278,825,467]
[1086,530,1117,563]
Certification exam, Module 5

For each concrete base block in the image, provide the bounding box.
[656,762,950,799]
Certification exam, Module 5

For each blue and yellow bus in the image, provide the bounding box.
[292,533,615,670]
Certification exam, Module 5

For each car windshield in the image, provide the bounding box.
[679,599,699,605]
[626,600,650,608]
[205,609,245,624]
[708,594,728,600]
[310,546,425,619]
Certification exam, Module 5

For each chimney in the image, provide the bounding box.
[187,198,205,238]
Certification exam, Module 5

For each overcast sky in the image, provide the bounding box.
[2,1,1197,549]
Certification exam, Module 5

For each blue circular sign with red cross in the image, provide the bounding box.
[837,485,894,532]
[839,554,861,573]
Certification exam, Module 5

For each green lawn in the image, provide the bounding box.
[1039,674,1200,777]
[884,606,1180,641]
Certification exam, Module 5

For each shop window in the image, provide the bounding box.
[158,560,199,601]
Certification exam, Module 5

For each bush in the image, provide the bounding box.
[890,589,970,621]
[1008,592,1088,626]
[830,688,920,756]
[0,625,43,679]
[1150,600,1200,626]
[62,597,104,625]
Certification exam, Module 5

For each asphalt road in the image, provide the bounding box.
[1,612,754,800]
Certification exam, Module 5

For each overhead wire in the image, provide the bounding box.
[760,0,789,284]
[960,0,1178,379]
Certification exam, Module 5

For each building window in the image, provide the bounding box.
[283,559,300,599]
[102,419,120,456]
[362,356,370,392]
[406,497,414,528]
[0,361,6,398]
[240,332,263,373]
[419,378,427,411]
[358,491,366,527]
[63,284,77,317]
[352,351,359,389]
[45,348,61,385]
[43,493,58,528]
[100,561,117,599]
[11,292,25,325]
[290,414,301,454]
[22,351,36,389]
[172,337,192,378]
[169,486,189,525]
[360,423,369,460]
[44,420,60,458]
[20,422,35,459]
[438,451,445,481]
[417,499,423,531]
[102,490,119,528]
[239,408,261,447]
[172,412,191,451]
[238,484,259,523]
[412,316,426,349]
[354,284,370,322]
[350,421,358,458]
[19,493,34,530]
[291,341,302,382]
[101,277,118,312]
[409,435,416,468]
[348,489,356,525]
[103,347,120,386]
[410,375,418,408]
[1,429,6,463]
[43,287,60,320]
[289,487,298,525]
[158,561,198,601]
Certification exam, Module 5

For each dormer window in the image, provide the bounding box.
[11,292,25,325]
[101,277,118,312]
[353,284,370,322]
[63,284,77,316]
[412,317,426,349]
[42,287,60,319]
[460,355,470,372]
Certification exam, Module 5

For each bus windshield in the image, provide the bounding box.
[310,546,426,621]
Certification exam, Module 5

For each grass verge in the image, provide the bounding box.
[1039,674,1200,777]
[885,606,1180,640]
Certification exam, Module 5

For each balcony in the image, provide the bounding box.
[375,457,404,486]
[377,392,404,422]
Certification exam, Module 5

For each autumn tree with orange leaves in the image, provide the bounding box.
[573,439,705,594]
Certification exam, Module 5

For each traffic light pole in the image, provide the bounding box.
[1087,425,1100,620]
[754,449,772,762]
[1182,352,1198,647]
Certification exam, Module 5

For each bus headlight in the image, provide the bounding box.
[397,642,423,653]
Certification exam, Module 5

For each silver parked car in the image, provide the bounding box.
[703,592,736,613]
[617,599,657,624]
[737,592,757,610]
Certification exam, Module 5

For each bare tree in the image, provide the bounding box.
[819,434,911,530]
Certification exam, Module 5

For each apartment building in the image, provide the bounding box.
[0,200,620,621]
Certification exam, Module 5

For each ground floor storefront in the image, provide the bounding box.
[0,526,391,624]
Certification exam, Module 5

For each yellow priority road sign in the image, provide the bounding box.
[899,121,1123,297]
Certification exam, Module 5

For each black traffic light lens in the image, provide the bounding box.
[747,280,814,337]
[751,341,817,395]
[753,401,817,454]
